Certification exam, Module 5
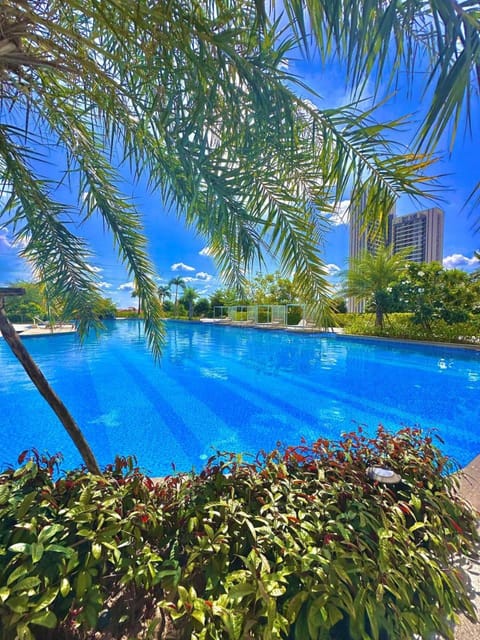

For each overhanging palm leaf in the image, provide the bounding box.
[283,0,480,152]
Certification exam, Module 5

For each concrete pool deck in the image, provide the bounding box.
[10,323,77,337]
[454,454,480,640]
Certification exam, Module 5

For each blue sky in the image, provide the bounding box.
[1,51,479,308]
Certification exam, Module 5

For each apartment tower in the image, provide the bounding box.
[390,208,444,263]
[347,203,444,312]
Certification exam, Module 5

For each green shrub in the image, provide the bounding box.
[115,308,138,318]
[0,429,478,639]
[286,307,303,325]
[344,313,480,344]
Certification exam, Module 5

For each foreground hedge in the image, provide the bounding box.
[343,313,480,345]
[0,427,478,639]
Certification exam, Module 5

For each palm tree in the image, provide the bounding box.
[0,1,477,472]
[181,286,199,320]
[169,278,186,317]
[472,251,480,282]
[343,247,412,328]
[157,285,172,307]
[131,289,141,316]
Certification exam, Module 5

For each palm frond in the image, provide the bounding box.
[284,0,480,152]
[0,125,104,333]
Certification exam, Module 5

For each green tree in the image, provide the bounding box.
[395,262,480,329]
[343,247,411,328]
[194,297,211,317]
[209,289,241,310]
[247,271,299,304]
[169,277,186,317]
[92,297,117,320]
[4,281,45,323]
[180,286,199,320]
[473,251,480,282]
[157,285,171,308]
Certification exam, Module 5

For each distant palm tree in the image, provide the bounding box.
[169,277,186,316]
[343,246,411,328]
[473,251,480,282]
[181,286,199,320]
[157,285,171,307]
[131,288,141,315]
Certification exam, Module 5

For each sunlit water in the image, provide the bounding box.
[1,320,479,475]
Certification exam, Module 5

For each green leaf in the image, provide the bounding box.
[31,543,44,564]
[17,492,37,519]
[365,599,379,640]
[60,577,70,597]
[35,587,59,610]
[7,565,29,586]
[11,576,41,593]
[30,609,57,629]
[14,623,34,640]
[0,484,10,505]
[8,542,31,555]
[285,591,309,623]
[191,609,205,625]
[5,594,29,613]
[75,570,92,598]
[38,524,65,544]
[83,604,99,628]
[45,543,75,558]
[228,583,256,599]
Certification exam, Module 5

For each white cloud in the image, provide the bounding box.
[443,253,480,270]
[171,262,195,272]
[326,200,350,226]
[0,234,12,250]
[326,263,342,276]
[0,233,28,251]
[118,281,135,290]
[199,247,213,256]
[89,265,103,273]
[195,271,213,281]
[99,281,112,289]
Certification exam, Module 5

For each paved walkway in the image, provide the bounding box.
[11,323,76,337]
[454,454,480,639]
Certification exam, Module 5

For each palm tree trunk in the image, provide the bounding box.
[0,306,102,475]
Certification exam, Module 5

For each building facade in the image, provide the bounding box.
[390,208,444,263]
[347,204,444,312]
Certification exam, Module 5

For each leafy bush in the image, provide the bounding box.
[344,313,480,344]
[0,429,478,639]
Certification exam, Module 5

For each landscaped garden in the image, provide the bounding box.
[1,428,478,639]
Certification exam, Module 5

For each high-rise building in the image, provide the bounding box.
[390,208,444,263]
[347,203,444,312]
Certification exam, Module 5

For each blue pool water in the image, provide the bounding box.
[1,320,479,475]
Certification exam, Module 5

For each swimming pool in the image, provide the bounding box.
[1,320,479,475]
